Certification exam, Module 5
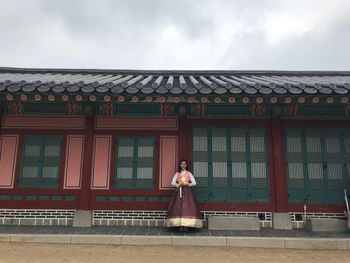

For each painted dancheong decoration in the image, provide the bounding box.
[0,67,349,229]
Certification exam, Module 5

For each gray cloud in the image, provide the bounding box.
[0,0,349,70]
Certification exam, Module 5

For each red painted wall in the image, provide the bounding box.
[0,115,349,213]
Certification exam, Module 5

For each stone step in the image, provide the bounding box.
[306,218,348,232]
[273,213,293,230]
[1,234,350,249]
[208,216,260,231]
[73,210,92,228]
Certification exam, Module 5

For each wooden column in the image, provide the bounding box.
[271,118,289,212]
[177,117,190,162]
[79,116,95,210]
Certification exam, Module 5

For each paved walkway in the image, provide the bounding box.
[0,225,349,238]
[2,242,350,263]
[1,226,350,249]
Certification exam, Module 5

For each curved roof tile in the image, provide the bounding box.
[0,67,350,97]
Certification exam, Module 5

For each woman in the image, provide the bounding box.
[165,159,203,229]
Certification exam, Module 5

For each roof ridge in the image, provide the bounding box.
[0,66,350,76]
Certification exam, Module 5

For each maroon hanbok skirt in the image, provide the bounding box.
[166,186,203,228]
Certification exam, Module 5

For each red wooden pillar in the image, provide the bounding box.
[79,116,95,210]
[271,118,289,212]
[0,109,2,144]
[177,117,190,162]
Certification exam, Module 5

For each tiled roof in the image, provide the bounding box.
[1,67,350,96]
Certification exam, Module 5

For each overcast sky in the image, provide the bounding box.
[0,0,350,70]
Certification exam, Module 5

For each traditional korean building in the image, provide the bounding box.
[0,67,349,228]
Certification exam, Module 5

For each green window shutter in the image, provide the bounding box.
[41,136,61,188]
[286,128,306,203]
[304,128,325,203]
[323,130,344,204]
[231,128,248,201]
[115,136,155,189]
[20,136,42,187]
[192,127,209,201]
[20,135,62,188]
[286,127,349,204]
[247,128,269,201]
[210,127,229,201]
[135,137,155,189]
[192,126,269,203]
[115,137,134,189]
[231,128,269,202]
[305,129,324,197]
[344,133,350,185]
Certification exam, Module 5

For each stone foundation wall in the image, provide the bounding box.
[3,209,346,229]
[290,212,346,228]
[0,209,75,226]
[93,210,273,227]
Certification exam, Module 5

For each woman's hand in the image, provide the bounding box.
[181,182,189,186]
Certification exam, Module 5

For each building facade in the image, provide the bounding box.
[0,68,349,228]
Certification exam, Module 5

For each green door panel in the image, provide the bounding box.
[115,136,156,189]
[192,126,270,203]
[286,127,350,204]
[20,135,61,188]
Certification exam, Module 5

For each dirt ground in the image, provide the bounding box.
[1,242,350,263]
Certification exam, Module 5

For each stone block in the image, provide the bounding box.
[125,220,133,226]
[73,210,92,227]
[35,219,44,225]
[10,234,71,244]
[285,238,348,250]
[133,220,141,226]
[273,213,293,230]
[149,220,157,227]
[108,220,118,226]
[156,220,165,227]
[227,237,285,248]
[208,216,260,231]
[171,236,226,246]
[71,235,121,245]
[58,219,67,226]
[117,220,125,226]
[141,221,149,227]
[0,234,11,242]
[122,235,171,246]
[306,218,347,232]
[19,219,35,225]
[92,220,100,226]
[3,218,19,225]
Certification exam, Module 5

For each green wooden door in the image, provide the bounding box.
[192,126,269,203]
[246,128,270,201]
[192,127,210,201]
[210,127,230,201]
[115,136,156,189]
[230,127,248,201]
[345,133,350,189]
[20,135,62,188]
[286,127,350,204]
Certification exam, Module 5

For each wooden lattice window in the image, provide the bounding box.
[19,135,62,188]
[286,127,350,204]
[114,136,156,189]
[192,126,269,202]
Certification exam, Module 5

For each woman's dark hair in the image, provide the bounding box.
[178,159,189,173]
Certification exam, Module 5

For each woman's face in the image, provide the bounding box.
[180,161,187,170]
